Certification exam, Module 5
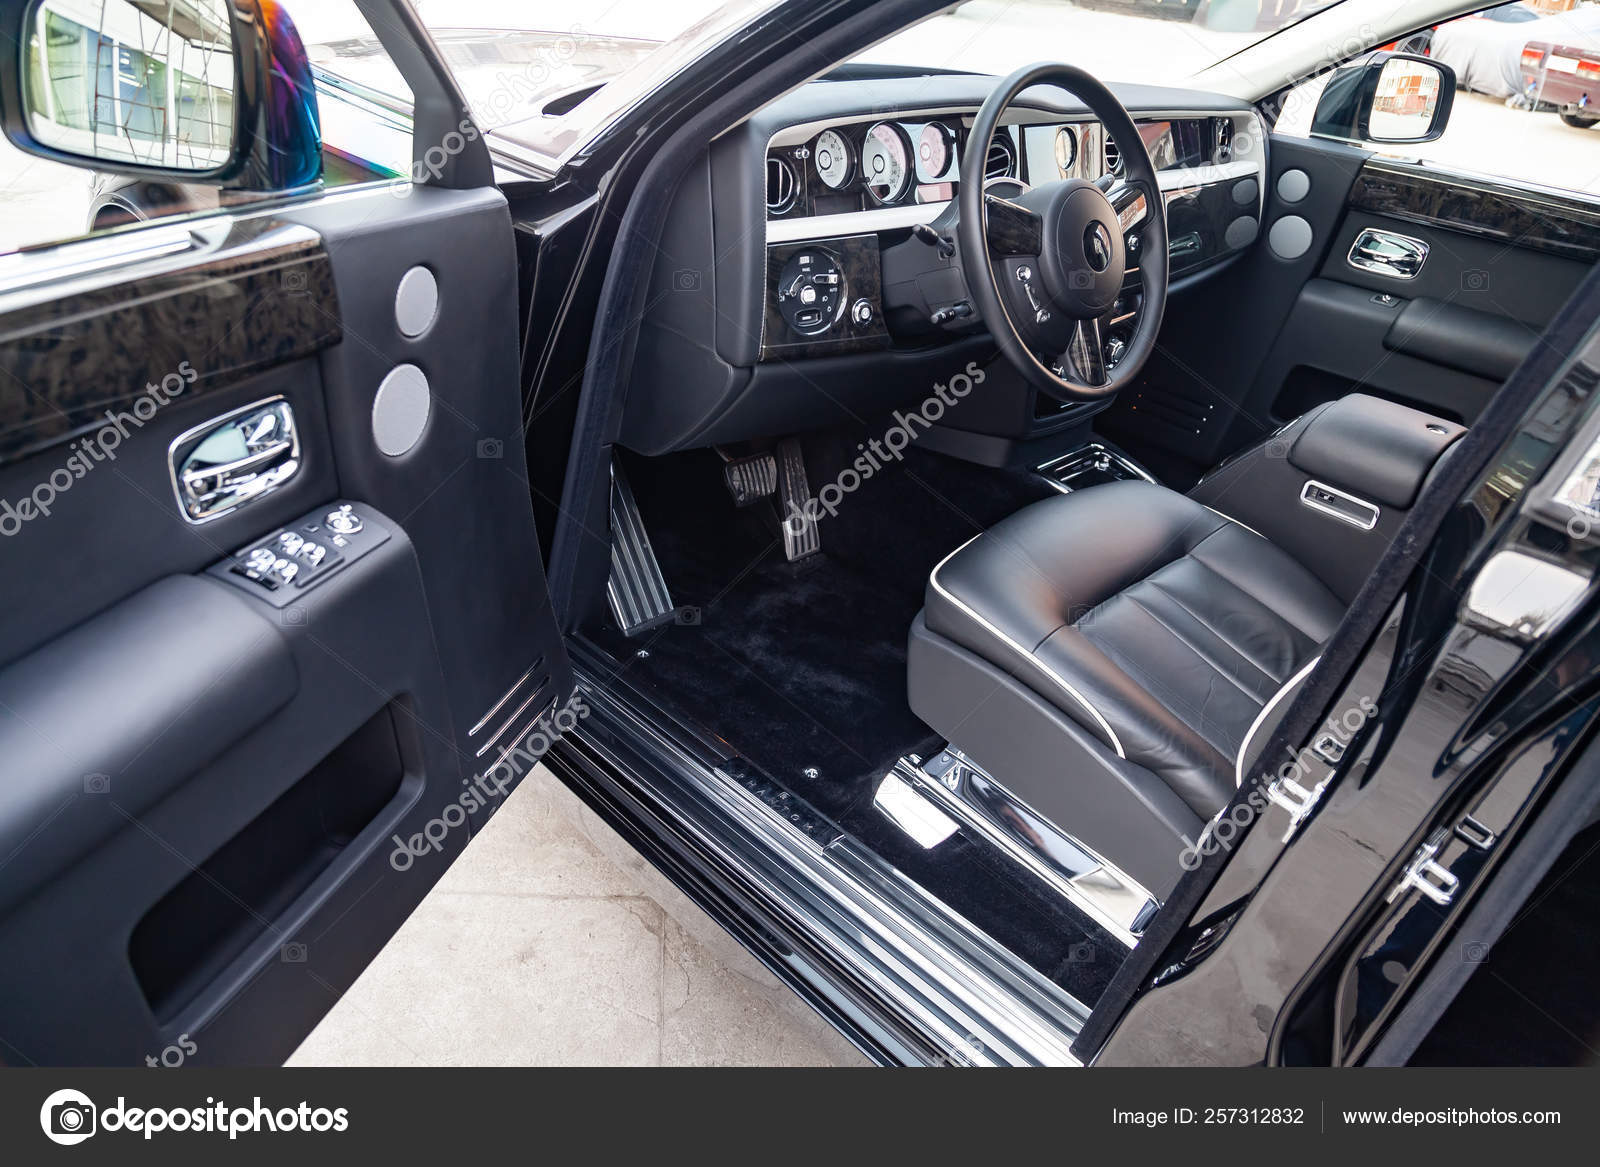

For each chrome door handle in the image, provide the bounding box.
[170,398,300,523]
[1348,227,1428,279]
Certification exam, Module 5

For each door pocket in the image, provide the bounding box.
[127,702,416,1024]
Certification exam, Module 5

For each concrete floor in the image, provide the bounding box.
[286,765,868,1067]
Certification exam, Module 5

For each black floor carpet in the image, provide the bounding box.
[587,441,1123,1001]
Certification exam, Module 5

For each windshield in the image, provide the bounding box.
[855,0,1345,83]
[288,1,741,131]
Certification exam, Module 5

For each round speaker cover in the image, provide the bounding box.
[395,266,439,338]
[1268,215,1314,260]
[372,364,431,457]
[1276,169,1311,204]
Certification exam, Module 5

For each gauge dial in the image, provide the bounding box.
[1053,126,1077,176]
[814,129,852,189]
[862,122,911,204]
[917,121,953,181]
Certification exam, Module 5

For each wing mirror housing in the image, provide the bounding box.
[1311,51,1456,145]
[0,0,322,192]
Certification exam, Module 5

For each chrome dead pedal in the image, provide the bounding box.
[607,460,677,637]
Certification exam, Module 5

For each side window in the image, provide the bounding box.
[1,0,412,256]
[1272,4,1599,198]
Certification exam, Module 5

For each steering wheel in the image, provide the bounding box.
[957,63,1168,401]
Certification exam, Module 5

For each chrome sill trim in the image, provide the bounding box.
[568,669,1087,1066]
[906,751,1153,947]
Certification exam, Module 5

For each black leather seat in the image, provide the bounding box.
[907,480,1344,896]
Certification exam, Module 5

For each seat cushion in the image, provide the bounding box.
[924,480,1344,817]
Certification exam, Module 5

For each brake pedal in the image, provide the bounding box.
[607,460,677,637]
[776,437,821,562]
[723,452,778,507]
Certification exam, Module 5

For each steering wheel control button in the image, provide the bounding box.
[326,504,363,535]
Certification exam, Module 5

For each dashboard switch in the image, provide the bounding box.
[852,299,874,326]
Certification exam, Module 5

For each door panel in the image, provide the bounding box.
[0,185,571,1065]
[1100,137,1598,479]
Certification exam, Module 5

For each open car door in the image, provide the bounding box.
[0,0,572,1065]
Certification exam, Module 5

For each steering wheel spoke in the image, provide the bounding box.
[984,192,1042,257]
[1106,178,1152,232]
[1060,317,1108,388]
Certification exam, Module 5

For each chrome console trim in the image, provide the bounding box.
[1301,479,1380,530]
[894,750,1157,947]
[567,670,1088,1066]
[1037,442,1156,493]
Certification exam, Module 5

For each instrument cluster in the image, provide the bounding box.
[767,117,979,220]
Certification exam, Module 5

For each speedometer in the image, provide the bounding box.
[814,129,852,189]
[862,122,910,204]
[917,122,953,181]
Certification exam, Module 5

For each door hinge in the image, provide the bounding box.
[1265,774,1327,842]
[1388,839,1460,906]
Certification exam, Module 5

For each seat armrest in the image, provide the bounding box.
[1289,393,1465,509]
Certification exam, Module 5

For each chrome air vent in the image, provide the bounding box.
[1103,133,1123,176]
[766,155,798,215]
[985,134,1016,180]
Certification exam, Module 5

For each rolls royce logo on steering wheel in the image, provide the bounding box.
[1084,222,1113,273]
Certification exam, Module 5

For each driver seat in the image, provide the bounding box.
[906,479,1344,898]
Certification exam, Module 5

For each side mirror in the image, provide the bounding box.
[0,0,322,191]
[1311,52,1455,145]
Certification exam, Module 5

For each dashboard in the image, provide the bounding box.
[766,114,1237,224]
[621,75,1269,456]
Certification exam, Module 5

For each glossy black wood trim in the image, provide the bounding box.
[761,234,890,360]
[0,218,341,464]
[1349,159,1600,263]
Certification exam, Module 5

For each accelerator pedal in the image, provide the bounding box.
[776,437,821,562]
[722,451,779,507]
[607,460,677,637]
